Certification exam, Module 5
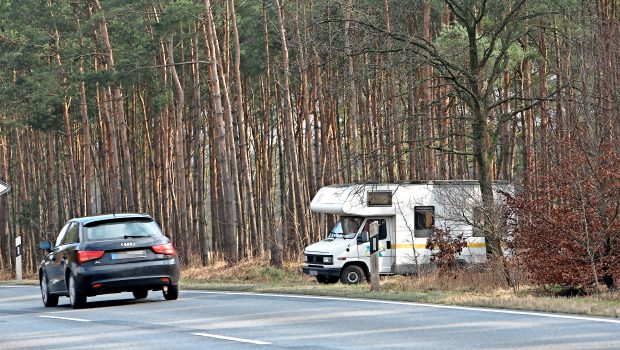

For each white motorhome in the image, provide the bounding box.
[302,180,511,284]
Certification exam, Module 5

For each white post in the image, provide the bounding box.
[369,222,380,291]
[15,236,22,281]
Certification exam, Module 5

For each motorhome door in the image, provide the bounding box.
[360,218,395,273]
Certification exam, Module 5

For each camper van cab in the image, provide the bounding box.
[302,181,510,284]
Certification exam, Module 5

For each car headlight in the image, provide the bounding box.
[304,254,308,262]
[323,256,333,264]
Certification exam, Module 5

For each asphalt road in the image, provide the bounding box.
[1,285,619,349]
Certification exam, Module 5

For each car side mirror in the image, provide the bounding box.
[357,231,369,244]
[39,241,52,251]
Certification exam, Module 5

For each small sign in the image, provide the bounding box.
[370,236,379,255]
[369,221,380,255]
[0,180,10,195]
[15,236,21,257]
[15,236,22,281]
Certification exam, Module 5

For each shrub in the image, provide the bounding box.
[512,141,620,290]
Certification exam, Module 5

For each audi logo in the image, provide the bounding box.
[121,242,136,247]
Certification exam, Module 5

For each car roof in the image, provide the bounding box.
[70,213,153,226]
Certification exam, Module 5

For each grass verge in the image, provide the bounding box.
[183,260,620,318]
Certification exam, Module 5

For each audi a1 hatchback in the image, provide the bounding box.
[38,213,180,309]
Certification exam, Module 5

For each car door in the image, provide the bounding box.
[45,222,70,293]
[51,222,82,293]
[57,222,80,291]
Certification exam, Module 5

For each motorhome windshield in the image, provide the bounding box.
[328,216,363,239]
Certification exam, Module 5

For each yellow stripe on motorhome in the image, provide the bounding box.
[395,244,429,249]
[395,243,486,249]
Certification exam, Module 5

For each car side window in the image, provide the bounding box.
[55,223,71,247]
[62,223,80,245]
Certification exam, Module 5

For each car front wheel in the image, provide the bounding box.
[40,273,58,307]
[69,275,87,309]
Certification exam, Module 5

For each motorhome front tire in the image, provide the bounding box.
[340,265,366,284]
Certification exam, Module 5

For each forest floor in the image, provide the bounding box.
[4,260,620,318]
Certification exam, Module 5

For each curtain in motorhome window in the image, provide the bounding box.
[367,191,392,206]
[363,219,387,240]
[414,206,434,238]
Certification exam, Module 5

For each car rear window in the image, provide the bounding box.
[84,219,163,241]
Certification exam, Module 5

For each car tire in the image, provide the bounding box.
[69,275,87,309]
[162,284,179,300]
[340,265,366,284]
[133,289,148,299]
[316,276,339,284]
[40,273,58,307]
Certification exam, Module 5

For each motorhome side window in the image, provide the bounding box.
[364,219,387,240]
[368,191,392,206]
[414,206,434,238]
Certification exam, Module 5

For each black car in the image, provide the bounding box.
[38,213,180,309]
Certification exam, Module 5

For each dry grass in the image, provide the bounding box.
[381,270,507,293]
[182,258,310,285]
[0,269,37,281]
[180,259,620,318]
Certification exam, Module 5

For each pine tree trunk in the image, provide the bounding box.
[203,0,238,264]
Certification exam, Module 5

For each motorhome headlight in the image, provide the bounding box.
[323,256,333,264]
[304,254,308,262]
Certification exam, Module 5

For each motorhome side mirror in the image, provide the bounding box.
[39,241,51,251]
[358,231,369,244]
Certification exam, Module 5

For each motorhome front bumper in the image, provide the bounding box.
[303,266,340,277]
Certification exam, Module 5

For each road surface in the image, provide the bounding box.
[0,285,619,349]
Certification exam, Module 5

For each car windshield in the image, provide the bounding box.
[85,220,162,241]
[328,216,363,239]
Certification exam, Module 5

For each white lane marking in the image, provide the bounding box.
[0,285,37,288]
[0,295,41,302]
[191,332,270,345]
[182,290,620,325]
[37,315,91,322]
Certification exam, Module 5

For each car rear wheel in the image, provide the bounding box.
[162,284,179,300]
[133,289,148,299]
[40,273,58,307]
[69,275,87,309]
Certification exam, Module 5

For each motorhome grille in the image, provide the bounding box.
[307,254,327,264]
